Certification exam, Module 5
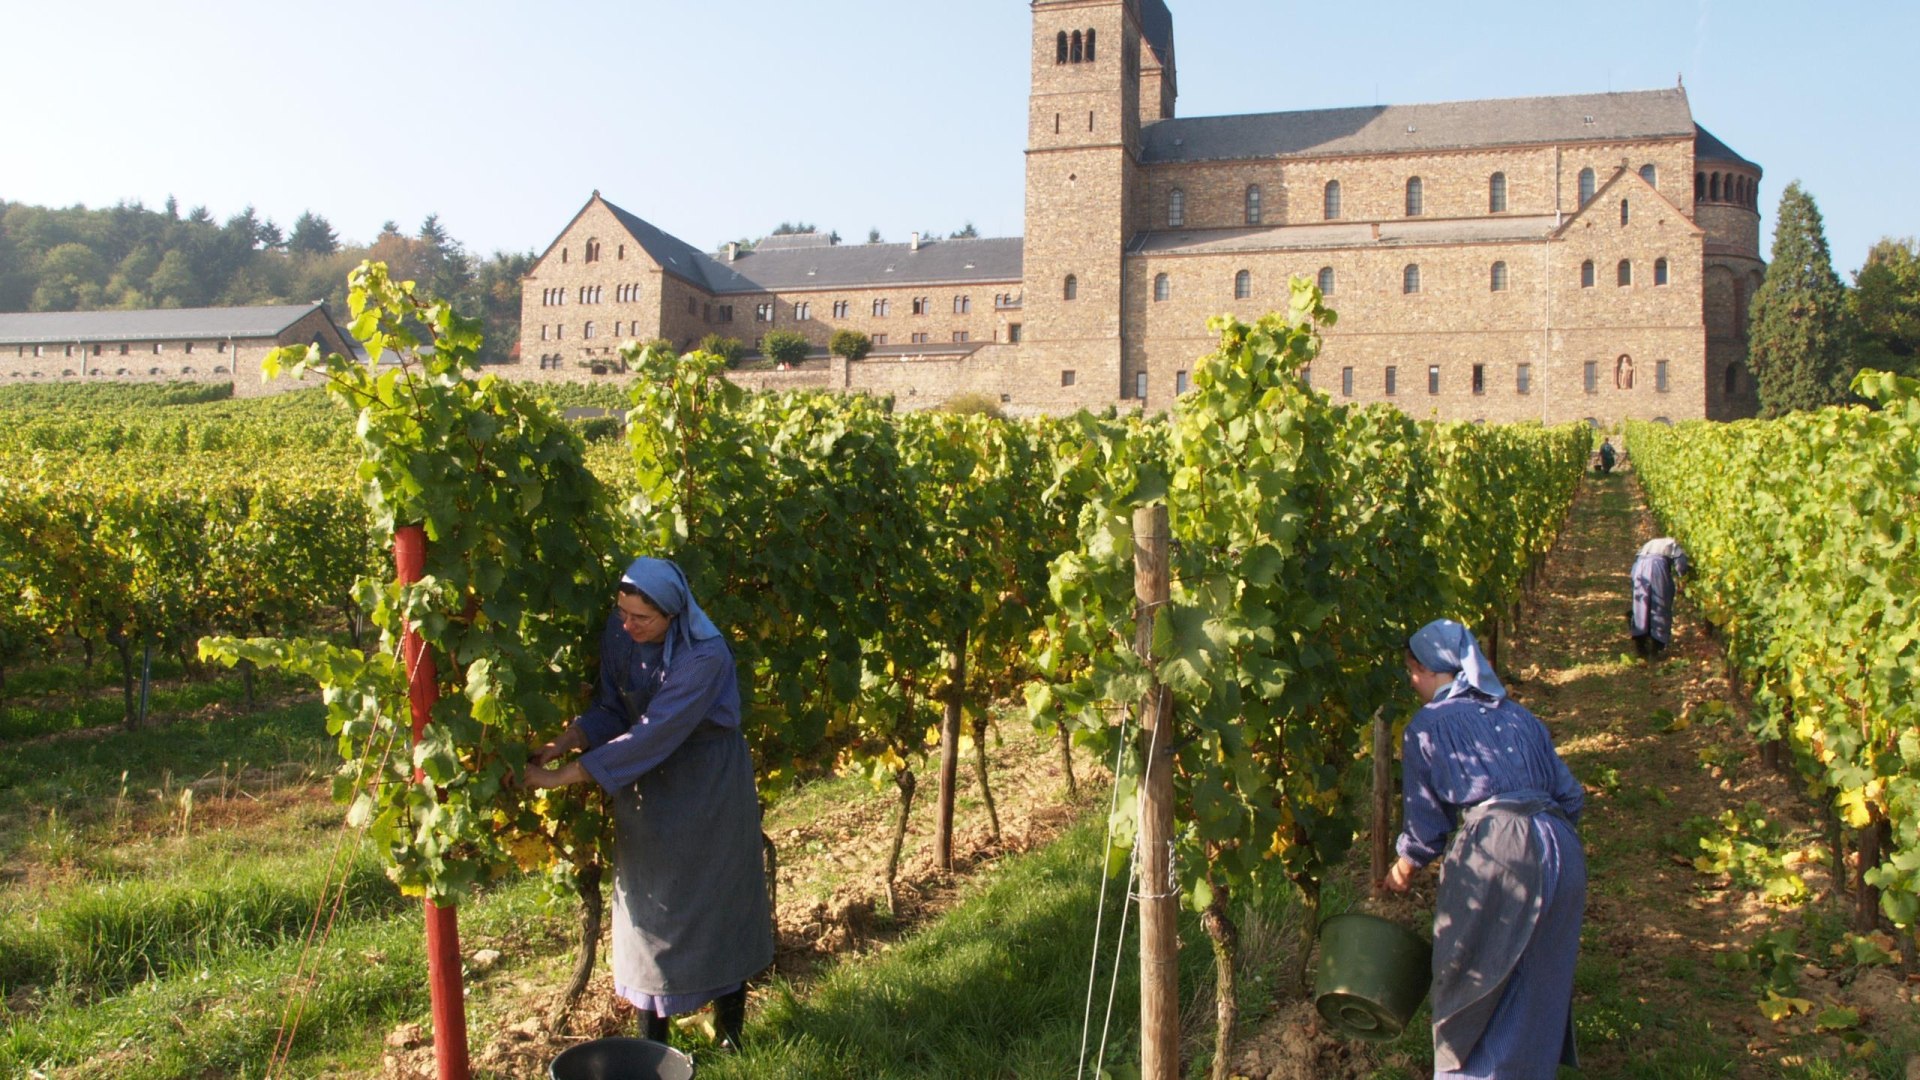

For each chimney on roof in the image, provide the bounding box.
[910,231,921,252]
[726,242,738,262]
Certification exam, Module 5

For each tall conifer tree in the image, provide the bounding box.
[1748,182,1856,415]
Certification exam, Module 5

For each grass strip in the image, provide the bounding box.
[701,814,1300,1080]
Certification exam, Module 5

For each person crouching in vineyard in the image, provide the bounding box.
[1629,537,1690,662]
[1383,619,1586,1079]
[525,557,774,1051]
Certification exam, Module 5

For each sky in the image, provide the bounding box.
[4,1,1915,277]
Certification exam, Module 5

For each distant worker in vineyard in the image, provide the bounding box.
[1596,438,1616,474]
[1629,537,1690,661]
[525,556,773,1051]
[1384,619,1586,1080]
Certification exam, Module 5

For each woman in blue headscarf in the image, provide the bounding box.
[1383,619,1586,1079]
[526,557,774,1050]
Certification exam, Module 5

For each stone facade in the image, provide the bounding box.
[0,303,356,397]
[507,0,1765,425]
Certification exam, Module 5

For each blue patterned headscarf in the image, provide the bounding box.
[619,557,721,667]
[1407,618,1506,702]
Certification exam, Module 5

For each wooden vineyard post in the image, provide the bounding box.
[1134,506,1179,1080]
[935,634,966,872]
[394,525,472,1080]
[1371,709,1393,886]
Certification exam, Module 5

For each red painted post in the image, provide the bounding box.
[394,524,471,1080]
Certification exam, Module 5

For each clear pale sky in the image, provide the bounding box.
[4,1,1913,277]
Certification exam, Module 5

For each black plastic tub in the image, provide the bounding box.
[550,1036,695,1080]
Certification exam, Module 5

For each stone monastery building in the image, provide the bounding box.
[518,0,1765,423]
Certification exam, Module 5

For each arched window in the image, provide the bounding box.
[1617,259,1632,286]
[1725,363,1739,394]
[1317,266,1335,295]
[1640,163,1657,186]
[1490,261,1509,292]
[1489,172,1507,213]
[1578,168,1596,207]
[1234,270,1251,299]
[561,248,568,263]
[584,321,595,339]
[1403,264,1421,294]
[1620,199,1630,226]
[1615,354,1634,390]
[1246,185,1262,225]
[1405,176,1424,216]
[1063,274,1078,301]
[1710,173,1721,201]
[1084,28,1095,61]
[1581,260,1595,288]
[1655,257,1670,286]
[1070,30,1082,63]
[1168,188,1185,227]
[1323,180,1341,220]
[1695,172,1705,201]
[586,239,601,262]
[1056,31,1068,63]
[1154,273,1170,302]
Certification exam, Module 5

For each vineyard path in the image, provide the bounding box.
[1242,468,1917,1080]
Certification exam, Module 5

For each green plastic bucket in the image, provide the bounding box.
[1312,912,1432,1041]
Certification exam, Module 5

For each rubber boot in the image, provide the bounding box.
[714,987,747,1052]
[644,1009,671,1046]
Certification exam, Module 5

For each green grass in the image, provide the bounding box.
[699,815,1302,1080]
[0,874,563,1079]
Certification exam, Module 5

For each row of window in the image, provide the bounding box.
[1696,171,1757,209]
[542,284,646,306]
[1054,28,1096,64]
[9,365,229,378]
[1120,255,1673,303]
[1168,164,1663,229]
[560,239,625,264]
[1319,357,1667,396]
[15,341,232,358]
[1091,358,1674,400]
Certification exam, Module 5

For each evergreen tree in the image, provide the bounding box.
[288,211,340,256]
[1748,182,1857,415]
[1851,237,1920,381]
[952,221,979,239]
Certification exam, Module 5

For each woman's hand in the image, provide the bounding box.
[530,723,586,768]
[1382,856,1418,894]
[523,760,590,790]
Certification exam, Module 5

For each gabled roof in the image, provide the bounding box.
[0,303,329,345]
[704,237,1024,294]
[1140,88,1695,164]
[591,195,1023,295]
[600,199,730,291]
[1693,125,1758,171]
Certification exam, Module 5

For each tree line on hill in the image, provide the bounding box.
[0,198,531,365]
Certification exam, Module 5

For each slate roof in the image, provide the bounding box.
[599,197,1022,295]
[0,303,328,345]
[754,233,839,251]
[703,236,1024,294]
[1139,88,1696,164]
[601,202,731,292]
[1129,215,1561,258]
[1137,0,1174,66]
[1693,124,1758,170]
